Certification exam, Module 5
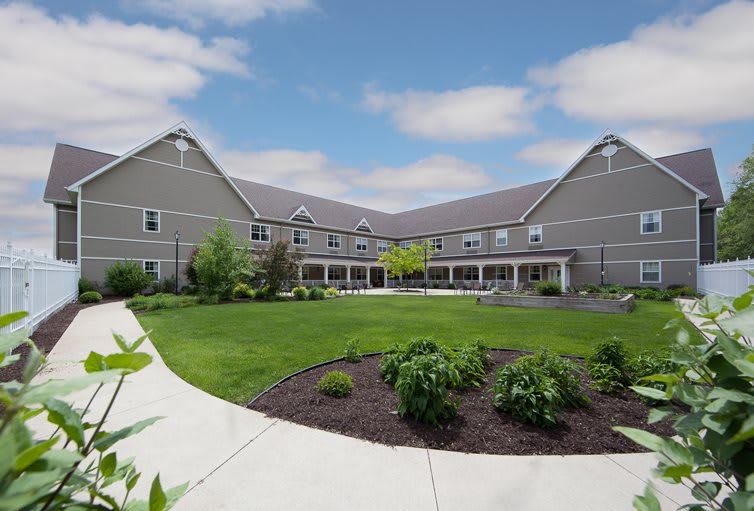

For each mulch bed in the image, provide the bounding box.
[250,350,673,456]
[0,298,120,383]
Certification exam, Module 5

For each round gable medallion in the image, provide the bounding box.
[175,139,189,152]
[601,143,618,157]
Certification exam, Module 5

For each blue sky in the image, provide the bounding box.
[1,0,753,252]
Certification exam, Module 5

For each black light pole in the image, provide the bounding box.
[424,243,428,296]
[175,230,180,295]
[600,240,605,286]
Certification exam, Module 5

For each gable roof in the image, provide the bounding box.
[657,148,724,209]
[288,204,317,224]
[43,144,118,204]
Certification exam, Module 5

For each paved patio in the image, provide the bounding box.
[32,301,697,510]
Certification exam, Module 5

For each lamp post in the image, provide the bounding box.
[424,243,428,296]
[600,240,605,286]
[174,230,180,295]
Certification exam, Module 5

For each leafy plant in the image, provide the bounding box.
[292,286,308,301]
[0,311,187,510]
[232,283,254,299]
[78,276,94,294]
[667,285,695,298]
[79,290,103,304]
[615,276,754,511]
[395,354,460,425]
[125,293,199,312]
[308,287,325,301]
[104,260,153,296]
[343,338,362,363]
[197,293,220,305]
[316,370,353,397]
[492,362,563,427]
[535,280,562,296]
[451,340,490,389]
[152,274,177,295]
[587,336,631,385]
[378,338,448,384]
[325,287,338,297]
[254,240,305,295]
[447,283,456,289]
[518,349,590,408]
[587,362,625,393]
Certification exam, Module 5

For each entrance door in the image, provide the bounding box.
[548,267,561,283]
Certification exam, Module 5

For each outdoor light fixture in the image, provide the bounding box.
[600,240,605,286]
[175,230,180,295]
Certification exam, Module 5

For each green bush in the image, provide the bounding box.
[292,286,308,301]
[493,363,563,427]
[431,281,440,289]
[125,293,199,312]
[587,363,625,393]
[379,337,448,384]
[587,337,630,379]
[232,283,254,299]
[78,290,102,303]
[395,354,460,425]
[631,288,660,300]
[152,274,177,294]
[308,287,325,301]
[197,293,220,305]
[78,276,94,294]
[0,311,187,510]
[656,290,674,301]
[451,340,490,389]
[344,338,362,363]
[535,280,562,296]
[518,350,591,408]
[447,282,456,289]
[316,370,353,397]
[668,285,695,297]
[104,260,153,296]
[325,287,338,297]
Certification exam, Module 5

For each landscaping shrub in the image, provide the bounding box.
[78,276,94,294]
[395,354,461,425]
[581,284,602,293]
[605,284,627,294]
[308,287,325,301]
[597,293,621,300]
[431,282,440,289]
[292,286,308,301]
[626,350,676,403]
[152,274,177,294]
[104,260,153,296]
[125,293,199,312]
[587,337,630,378]
[232,282,254,299]
[656,290,674,301]
[196,293,220,305]
[518,349,590,408]
[535,280,562,296]
[255,240,305,295]
[325,287,338,297]
[493,363,562,427]
[587,363,625,393]
[316,370,353,397]
[78,290,102,304]
[447,282,456,289]
[343,338,362,363]
[184,247,199,286]
[631,288,660,300]
[668,285,695,297]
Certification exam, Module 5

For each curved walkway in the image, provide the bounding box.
[35,301,694,510]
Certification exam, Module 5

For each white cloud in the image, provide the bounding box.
[529,1,754,125]
[515,138,591,168]
[134,0,315,28]
[622,127,706,157]
[297,85,342,103]
[0,145,55,181]
[363,85,535,142]
[362,155,493,191]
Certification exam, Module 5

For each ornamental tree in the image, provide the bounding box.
[377,241,435,280]
[255,240,305,295]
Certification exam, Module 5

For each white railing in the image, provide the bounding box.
[698,257,754,297]
[0,243,80,334]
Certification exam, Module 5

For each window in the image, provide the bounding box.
[327,266,342,281]
[495,266,508,280]
[143,210,159,232]
[327,234,341,249]
[400,241,412,249]
[496,229,508,246]
[428,237,443,251]
[356,237,368,251]
[528,265,542,281]
[463,232,481,249]
[529,225,542,244]
[463,266,479,280]
[301,266,310,280]
[641,211,662,234]
[353,267,367,280]
[641,261,661,283]
[251,224,270,242]
[292,229,309,246]
[377,240,388,253]
[428,268,444,281]
[143,260,159,282]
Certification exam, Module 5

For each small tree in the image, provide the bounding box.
[255,240,305,295]
[377,241,435,281]
[104,260,153,296]
[718,145,754,261]
[184,247,199,287]
[193,217,259,299]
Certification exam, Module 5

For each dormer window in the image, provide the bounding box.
[355,218,373,233]
[290,205,316,224]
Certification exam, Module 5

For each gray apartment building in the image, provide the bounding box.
[43,123,723,291]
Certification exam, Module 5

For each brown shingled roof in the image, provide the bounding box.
[43,144,117,203]
[657,148,724,209]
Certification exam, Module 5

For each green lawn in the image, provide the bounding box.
[138,295,692,405]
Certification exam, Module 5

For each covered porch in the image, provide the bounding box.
[298,257,385,289]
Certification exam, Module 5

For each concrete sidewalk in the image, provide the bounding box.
[34,301,695,510]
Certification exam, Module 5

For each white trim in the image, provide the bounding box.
[76,188,81,266]
[528,264,542,281]
[572,258,695,265]
[82,235,194,246]
[377,240,388,254]
[289,205,317,224]
[81,199,252,225]
[292,228,309,246]
[696,198,701,263]
[428,237,443,251]
[559,163,652,184]
[528,225,543,244]
[159,138,202,152]
[640,261,662,284]
[640,211,662,235]
[82,256,189,263]
[355,217,373,233]
[143,260,160,282]
[327,233,342,249]
[131,156,224,179]
[143,209,160,233]
[52,204,57,259]
[462,232,481,249]
[355,237,368,252]
[495,229,508,247]
[57,209,77,214]
[251,223,271,243]
[58,241,77,245]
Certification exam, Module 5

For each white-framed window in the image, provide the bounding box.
[495,266,508,280]
[353,267,367,280]
[496,229,508,246]
[327,266,342,281]
[428,268,444,281]
[327,234,341,249]
[301,266,310,280]
[292,229,309,246]
[377,240,388,253]
[143,260,159,282]
[428,237,443,251]
[463,266,479,280]
[641,211,662,234]
[251,223,270,242]
[528,265,542,281]
[529,225,542,244]
[641,261,661,283]
[400,241,412,249]
[356,237,368,252]
[143,210,159,232]
[463,232,481,249]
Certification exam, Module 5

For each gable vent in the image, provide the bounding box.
[289,205,316,224]
[355,218,373,233]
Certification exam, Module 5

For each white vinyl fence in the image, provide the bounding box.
[697,257,754,297]
[0,243,79,334]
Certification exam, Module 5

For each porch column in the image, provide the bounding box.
[478,264,484,284]
[448,266,454,284]
[297,264,303,282]
[324,264,329,285]
[513,263,520,288]
[560,262,567,292]
[346,265,351,283]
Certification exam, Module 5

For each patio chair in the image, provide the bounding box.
[472,282,481,294]
[346,281,354,294]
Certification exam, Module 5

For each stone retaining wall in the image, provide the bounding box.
[477,294,635,314]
